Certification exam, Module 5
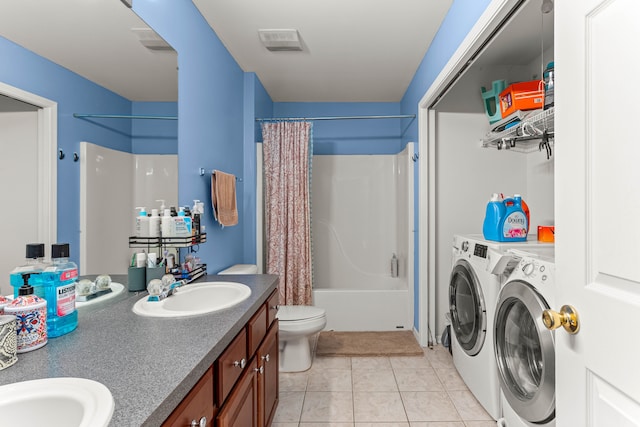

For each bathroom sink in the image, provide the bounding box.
[0,377,114,427]
[132,281,252,318]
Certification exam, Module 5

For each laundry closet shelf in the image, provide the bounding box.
[482,107,554,153]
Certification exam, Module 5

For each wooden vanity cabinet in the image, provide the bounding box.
[161,289,279,427]
[161,367,217,427]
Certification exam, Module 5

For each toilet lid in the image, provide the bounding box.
[277,305,325,321]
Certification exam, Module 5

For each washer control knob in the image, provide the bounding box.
[522,262,535,276]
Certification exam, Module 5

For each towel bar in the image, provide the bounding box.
[199,168,242,181]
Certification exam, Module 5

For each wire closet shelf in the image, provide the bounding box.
[482,107,554,154]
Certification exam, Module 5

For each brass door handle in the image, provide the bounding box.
[542,305,580,334]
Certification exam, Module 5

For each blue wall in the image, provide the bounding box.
[0,35,132,265]
[132,102,178,154]
[273,103,403,155]
[134,0,249,274]
[400,0,493,330]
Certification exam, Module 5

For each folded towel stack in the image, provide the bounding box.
[211,170,238,227]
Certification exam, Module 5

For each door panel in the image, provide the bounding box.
[556,0,640,424]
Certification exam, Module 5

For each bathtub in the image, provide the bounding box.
[313,288,411,331]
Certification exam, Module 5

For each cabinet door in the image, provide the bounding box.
[162,367,216,427]
[215,328,248,406]
[216,358,258,427]
[257,321,279,427]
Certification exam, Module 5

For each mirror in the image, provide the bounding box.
[0,2,178,298]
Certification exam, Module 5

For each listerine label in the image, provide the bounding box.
[56,283,76,316]
[503,211,527,238]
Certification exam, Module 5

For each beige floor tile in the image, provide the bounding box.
[307,369,353,391]
[274,391,306,423]
[433,368,468,391]
[353,391,408,423]
[423,346,454,369]
[394,368,444,392]
[351,356,393,371]
[356,423,409,427]
[301,391,354,423]
[410,423,466,427]
[300,423,354,427]
[280,371,310,392]
[447,391,493,421]
[353,368,398,392]
[311,357,352,371]
[390,355,432,370]
[464,421,498,427]
[272,423,300,427]
[401,391,461,422]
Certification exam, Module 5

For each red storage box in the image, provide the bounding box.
[499,81,544,117]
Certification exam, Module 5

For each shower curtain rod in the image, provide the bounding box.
[255,114,415,122]
[73,113,177,120]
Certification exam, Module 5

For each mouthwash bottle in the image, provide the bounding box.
[38,243,78,337]
[10,243,47,297]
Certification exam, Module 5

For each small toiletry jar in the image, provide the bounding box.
[127,267,146,292]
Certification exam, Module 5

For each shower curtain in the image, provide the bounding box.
[261,121,313,306]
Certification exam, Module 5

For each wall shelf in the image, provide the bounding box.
[482,107,554,154]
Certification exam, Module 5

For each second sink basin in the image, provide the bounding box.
[133,281,252,318]
[0,377,114,427]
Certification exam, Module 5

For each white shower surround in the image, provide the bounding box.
[311,143,414,331]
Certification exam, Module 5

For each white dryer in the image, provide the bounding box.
[494,252,556,427]
[449,234,553,420]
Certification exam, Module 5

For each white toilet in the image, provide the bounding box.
[218,264,327,373]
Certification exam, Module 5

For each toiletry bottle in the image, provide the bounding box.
[149,209,161,238]
[39,243,78,337]
[161,208,173,238]
[135,207,150,237]
[10,243,47,297]
[5,273,47,352]
[192,199,202,241]
[175,207,192,238]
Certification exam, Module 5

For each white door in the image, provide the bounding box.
[555,0,640,425]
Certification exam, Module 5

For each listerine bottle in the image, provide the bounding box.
[10,243,46,297]
[38,243,78,337]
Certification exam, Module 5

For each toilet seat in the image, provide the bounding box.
[277,305,325,322]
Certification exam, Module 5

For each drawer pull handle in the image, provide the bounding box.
[233,358,246,369]
[255,366,264,374]
[261,354,270,363]
[270,305,279,311]
[190,416,207,427]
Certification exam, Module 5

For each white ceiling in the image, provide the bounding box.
[0,0,452,103]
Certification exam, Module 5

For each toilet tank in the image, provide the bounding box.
[218,264,258,274]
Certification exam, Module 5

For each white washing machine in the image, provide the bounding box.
[494,251,556,427]
[449,234,553,420]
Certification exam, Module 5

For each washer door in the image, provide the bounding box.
[494,280,555,424]
[449,259,486,356]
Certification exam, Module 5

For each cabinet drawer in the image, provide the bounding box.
[247,304,267,356]
[162,367,215,427]
[266,289,279,327]
[216,328,248,406]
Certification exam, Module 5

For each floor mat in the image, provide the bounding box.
[315,331,423,357]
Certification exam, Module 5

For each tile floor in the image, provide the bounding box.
[272,343,496,427]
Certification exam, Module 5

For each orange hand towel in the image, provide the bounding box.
[211,170,238,227]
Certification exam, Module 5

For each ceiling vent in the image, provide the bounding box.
[258,29,303,52]
[131,28,174,52]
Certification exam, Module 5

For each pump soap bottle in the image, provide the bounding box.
[5,273,47,352]
[135,207,150,237]
[39,243,78,337]
[10,243,46,296]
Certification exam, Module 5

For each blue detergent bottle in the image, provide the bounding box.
[501,195,528,241]
[483,193,506,241]
[38,243,78,337]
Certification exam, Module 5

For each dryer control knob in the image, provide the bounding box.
[461,241,469,252]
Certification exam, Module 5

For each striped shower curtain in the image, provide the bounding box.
[261,121,313,306]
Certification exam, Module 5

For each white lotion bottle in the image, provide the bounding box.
[161,208,173,238]
[149,209,161,238]
[135,207,150,237]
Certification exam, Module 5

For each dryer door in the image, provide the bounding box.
[494,280,555,424]
[449,259,486,356]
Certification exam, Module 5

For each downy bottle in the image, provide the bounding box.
[38,243,78,337]
[10,243,46,297]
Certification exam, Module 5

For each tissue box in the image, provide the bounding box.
[499,81,544,117]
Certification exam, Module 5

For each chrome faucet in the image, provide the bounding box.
[146,276,187,302]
